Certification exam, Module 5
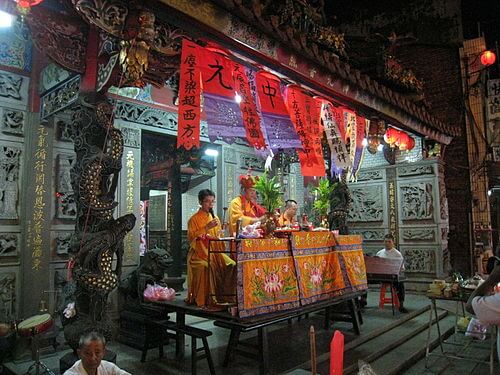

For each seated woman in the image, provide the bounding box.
[186,189,236,307]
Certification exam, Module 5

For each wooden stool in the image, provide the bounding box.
[379,283,400,315]
[166,325,215,375]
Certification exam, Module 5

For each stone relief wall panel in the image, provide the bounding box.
[400,247,436,273]
[356,169,384,181]
[349,228,386,241]
[399,182,434,221]
[397,164,434,177]
[113,100,208,138]
[0,268,17,320]
[120,126,140,148]
[52,231,72,260]
[0,107,25,137]
[401,228,436,242]
[55,154,76,220]
[0,232,19,258]
[348,184,385,222]
[54,114,75,143]
[0,70,29,108]
[240,153,265,171]
[0,143,21,221]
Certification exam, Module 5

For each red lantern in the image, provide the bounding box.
[406,136,416,151]
[384,127,399,146]
[16,0,44,8]
[480,50,496,67]
[397,132,411,150]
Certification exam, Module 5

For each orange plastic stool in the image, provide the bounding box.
[379,283,400,314]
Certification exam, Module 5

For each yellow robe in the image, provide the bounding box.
[186,209,236,307]
[228,196,265,235]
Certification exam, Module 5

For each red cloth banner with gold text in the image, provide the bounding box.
[233,62,267,149]
[177,39,201,150]
[199,48,246,144]
[286,85,325,176]
[256,71,301,152]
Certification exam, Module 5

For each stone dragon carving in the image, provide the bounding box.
[63,97,135,351]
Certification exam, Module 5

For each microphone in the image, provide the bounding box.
[209,208,215,219]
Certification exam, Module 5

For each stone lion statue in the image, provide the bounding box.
[119,247,173,303]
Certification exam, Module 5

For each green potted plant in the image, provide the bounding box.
[254,173,283,236]
[254,173,283,213]
[313,178,335,227]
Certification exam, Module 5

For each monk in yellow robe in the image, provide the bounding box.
[277,199,298,227]
[186,189,236,307]
[228,174,266,236]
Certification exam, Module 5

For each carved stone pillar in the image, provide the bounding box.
[165,162,185,290]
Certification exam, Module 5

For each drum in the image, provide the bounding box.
[17,314,53,337]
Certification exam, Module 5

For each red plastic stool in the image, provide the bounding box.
[379,283,400,315]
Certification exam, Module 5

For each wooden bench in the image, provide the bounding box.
[119,310,174,363]
[151,320,216,375]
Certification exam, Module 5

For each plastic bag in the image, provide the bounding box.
[465,317,489,340]
[143,283,176,302]
[358,360,378,375]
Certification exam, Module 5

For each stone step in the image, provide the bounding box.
[342,307,450,374]
[368,314,457,375]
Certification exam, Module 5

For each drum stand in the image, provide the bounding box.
[24,327,55,375]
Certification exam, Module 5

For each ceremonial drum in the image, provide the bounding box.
[17,314,53,337]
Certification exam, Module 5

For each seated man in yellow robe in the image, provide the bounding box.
[186,189,236,307]
[228,174,267,236]
[277,199,298,227]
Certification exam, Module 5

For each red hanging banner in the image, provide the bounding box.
[177,39,201,150]
[233,62,267,149]
[199,48,234,97]
[311,96,325,166]
[255,71,302,151]
[286,85,325,176]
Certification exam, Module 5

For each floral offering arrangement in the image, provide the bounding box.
[240,222,263,238]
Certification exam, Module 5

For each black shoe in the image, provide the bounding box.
[399,307,409,313]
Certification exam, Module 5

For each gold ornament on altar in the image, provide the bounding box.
[120,10,156,86]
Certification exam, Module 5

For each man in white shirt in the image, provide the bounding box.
[466,263,500,362]
[376,234,407,313]
[64,332,131,375]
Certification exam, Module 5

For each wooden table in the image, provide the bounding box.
[153,291,363,375]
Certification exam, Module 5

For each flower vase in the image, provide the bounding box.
[262,212,276,238]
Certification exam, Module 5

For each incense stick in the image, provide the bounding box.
[310,325,317,375]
